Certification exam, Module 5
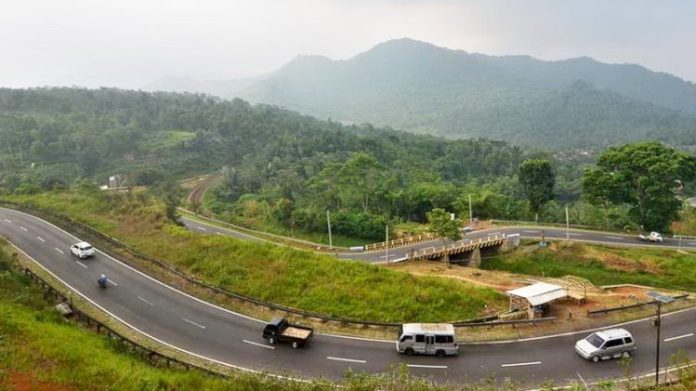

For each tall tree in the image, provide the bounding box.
[583,142,696,231]
[427,208,461,267]
[518,159,555,221]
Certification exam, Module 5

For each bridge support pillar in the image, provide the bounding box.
[468,248,482,268]
[500,236,519,252]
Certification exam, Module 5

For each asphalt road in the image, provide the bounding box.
[181,216,696,264]
[3,207,696,387]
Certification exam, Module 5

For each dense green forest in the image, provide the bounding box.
[207,38,696,149]
[1,87,691,241]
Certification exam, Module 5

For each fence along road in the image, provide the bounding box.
[3,206,696,387]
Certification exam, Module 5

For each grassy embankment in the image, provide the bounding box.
[1,189,506,323]
[0,240,459,391]
[483,240,696,292]
[202,186,367,248]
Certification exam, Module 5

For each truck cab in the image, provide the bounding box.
[262,317,313,348]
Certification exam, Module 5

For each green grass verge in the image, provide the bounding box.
[2,190,506,322]
[202,189,366,248]
[483,241,696,292]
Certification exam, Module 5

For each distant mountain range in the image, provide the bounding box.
[144,38,696,149]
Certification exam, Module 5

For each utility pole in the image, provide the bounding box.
[656,300,661,389]
[326,210,333,249]
[565,205,570,241]
[385,224,389,265]
[468,194,473,225]
[647,291,674,388]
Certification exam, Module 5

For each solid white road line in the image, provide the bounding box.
[501,361,542,367]
[406,364,448,369]
[577,372,589,389]
[3,218,11,223]
[19,226,28,232]
[137,296,154,306]
[36,236,45,242]
[75,260,88,268]
[326,356,367,364]
[522,230,539,233]
[183,318,207,329]
[243,340,275,350]
[54,247,64,254]
[664,333,694,342]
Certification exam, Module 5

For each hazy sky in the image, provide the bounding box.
[2,0,695,88]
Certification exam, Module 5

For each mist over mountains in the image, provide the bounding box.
[145,38,696,149]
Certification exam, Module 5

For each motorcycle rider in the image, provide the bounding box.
[98,274,108,288]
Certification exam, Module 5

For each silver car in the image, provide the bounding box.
[575,328,635,362]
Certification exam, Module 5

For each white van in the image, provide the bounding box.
[396,323,459,357]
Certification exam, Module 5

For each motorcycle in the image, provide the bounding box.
[98,274,108,288]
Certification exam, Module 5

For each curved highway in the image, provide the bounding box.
[181,215,696,263]
[2,207,696,388]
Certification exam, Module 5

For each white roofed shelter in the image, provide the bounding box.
[507,282,567,318]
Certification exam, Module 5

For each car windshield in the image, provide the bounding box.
[586,333,605,348]
[81,245,93,250]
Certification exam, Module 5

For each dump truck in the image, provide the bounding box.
[262,317,313,348]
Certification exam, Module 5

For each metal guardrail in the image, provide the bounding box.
[587,294,689,316]
[0,201,548,330]
[22,267,226,378]
[364,233,437,252]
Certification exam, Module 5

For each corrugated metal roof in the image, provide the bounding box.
[507,282,567,306]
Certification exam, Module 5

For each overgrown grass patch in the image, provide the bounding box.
[483,241,696,291]
[3,190,506,322]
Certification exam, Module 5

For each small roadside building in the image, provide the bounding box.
[506,282,567,319]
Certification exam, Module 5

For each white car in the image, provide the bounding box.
[70,242,95,259]
[575,328,635,362]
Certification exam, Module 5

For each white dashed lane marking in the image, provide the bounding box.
[196,226,207,231]
[37,236,45,242]
[664,333,694,342]
[75,261,88,268]
[183,318,206,329]
[243,340,275,350]
[107,279,118,287]
[20,226,28,232]
[54,247,64,254]
[137,296,154,306]
[3,219,11,223]
[501,361,541,368]
[327,356,367,364]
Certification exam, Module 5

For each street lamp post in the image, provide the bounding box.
[647,291,675,388]
[326,210,333,249]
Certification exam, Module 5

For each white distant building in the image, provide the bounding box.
[108,175,123,188]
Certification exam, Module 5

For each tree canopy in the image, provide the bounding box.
[518,159,555,220]
[583,142,696,231]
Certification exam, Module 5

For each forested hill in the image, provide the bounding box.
[0,87,526,191]
[151,38,696,149]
